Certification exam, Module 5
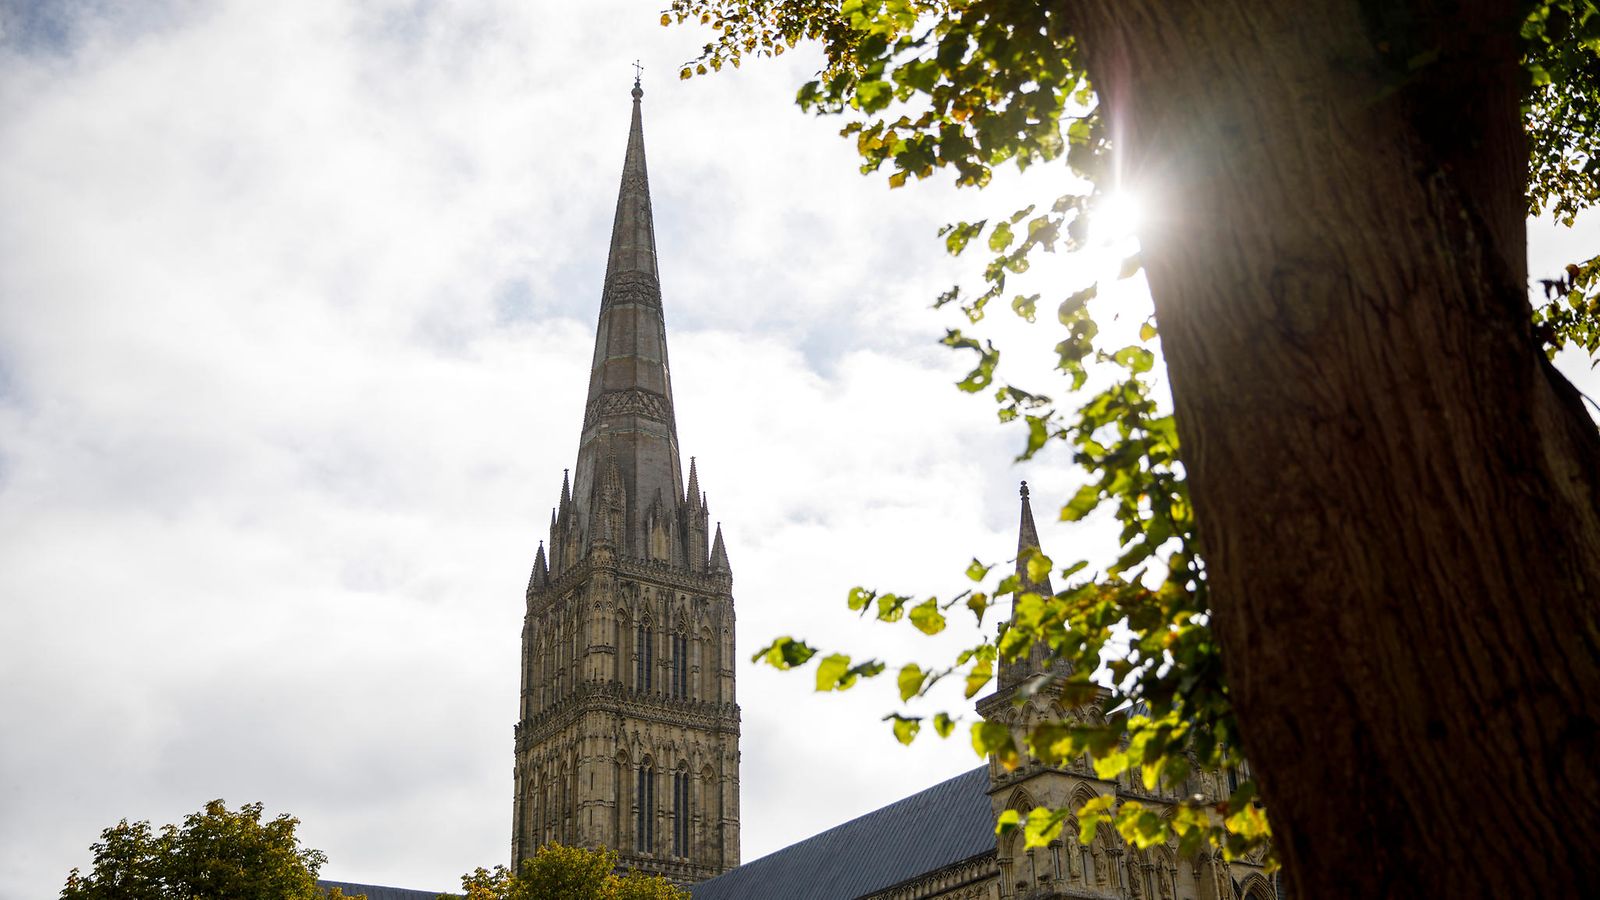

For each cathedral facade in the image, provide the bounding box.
[511,78,740,884]
[514,82,1274,900]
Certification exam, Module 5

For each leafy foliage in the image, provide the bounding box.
[1526,1,1600,225]
[1535,254,1600,361]
[60,800,353,900]
[451,844,687,900]
[672,0,1600,874]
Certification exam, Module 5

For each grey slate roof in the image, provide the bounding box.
[690,766,995,900]
[319,879,448,900]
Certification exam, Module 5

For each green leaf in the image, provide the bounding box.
[1112,345,1155,374]
[876,593,907,622]
[886,714,921,745]
[964,656,993,698]
[1060,483,1101,521]
[1139,320,1157,341]
[995,808,1021,835]
[909,598,947,635]
[1024,806,1073,848]
[989,220,1015,252]
[897,663,927,701]
[966,559,992,582]
[972,720,1018,768]
[1093,747,1129,780]
[752,636,817,669]
[1077,794,1116,843]
[933,712,957,738]
[966,591,991,624]
[1058,284,1097,324]
[1025,549,1054,585]
[815,653,852,692]
[846,586,875,612]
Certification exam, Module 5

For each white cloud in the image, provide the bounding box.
[1,2,1595,897]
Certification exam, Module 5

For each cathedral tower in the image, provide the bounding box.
[512,79,740,883]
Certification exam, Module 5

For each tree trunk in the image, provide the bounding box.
[1066,0,1600,895]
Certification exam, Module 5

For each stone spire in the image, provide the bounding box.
[516,79,740,881]
[569,79,684,560]
[527,542,548,593]
[709,523,731,575]
[1001,481,1058,690]
[1015,481,1053,595]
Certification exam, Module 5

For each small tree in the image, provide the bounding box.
[452,844,687,900]
[61,799,358,900]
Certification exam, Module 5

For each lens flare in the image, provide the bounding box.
[1092,190,1143,246]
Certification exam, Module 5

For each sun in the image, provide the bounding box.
[1091,190,1143,247]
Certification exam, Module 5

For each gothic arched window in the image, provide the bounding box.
[699,626,717,702]
[635,758,656,854]
[671,631,688,699]
[672,763,691,858]
[635,622,653,693]
[699,765,717,851]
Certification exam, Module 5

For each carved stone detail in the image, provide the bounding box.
[583,388,675,430]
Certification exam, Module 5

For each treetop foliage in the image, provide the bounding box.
[667,0,1600,872]
[60,799,356,900]
[451,844,687,900]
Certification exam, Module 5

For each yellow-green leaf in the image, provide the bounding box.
[897,663,927,701]
[909,598,946,635]
[815,653,851,692]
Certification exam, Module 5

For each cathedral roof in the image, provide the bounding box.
[318,879,448,900]
[689,766,994,900]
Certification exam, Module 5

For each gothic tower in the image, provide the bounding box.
[512,79,740,883]
[978,482,1112,898]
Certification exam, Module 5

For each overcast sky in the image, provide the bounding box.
[2,2,1596,897]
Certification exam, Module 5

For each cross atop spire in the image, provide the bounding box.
[632,59,644,94]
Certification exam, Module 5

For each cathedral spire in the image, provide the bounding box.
[1015,481,1052,595]
[605,75,659,286]
[570,81,684,558]
[1001,481,1057,690]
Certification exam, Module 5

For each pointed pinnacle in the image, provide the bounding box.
[529,541,550,590]
[686,456,701,505]
[709,522,731,574]
[1016,480,1051,594]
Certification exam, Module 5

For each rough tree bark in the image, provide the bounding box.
[1065,0,1600,895]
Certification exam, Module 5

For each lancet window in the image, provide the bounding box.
[635,622,653,693]
[672,765,691,857]
[635,760,656,853]
[671,632,689,699]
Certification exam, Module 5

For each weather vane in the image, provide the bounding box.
[632,59,644,86]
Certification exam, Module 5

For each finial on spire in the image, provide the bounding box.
[1020,480,1029,500]
[632,59,644,99]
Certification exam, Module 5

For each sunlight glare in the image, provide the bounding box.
[1092,190,1143,246]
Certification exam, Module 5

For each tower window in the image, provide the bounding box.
[671,633,688,699]
[635,764,656,853]
[673,769,690,858]
[635,624,653,692]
